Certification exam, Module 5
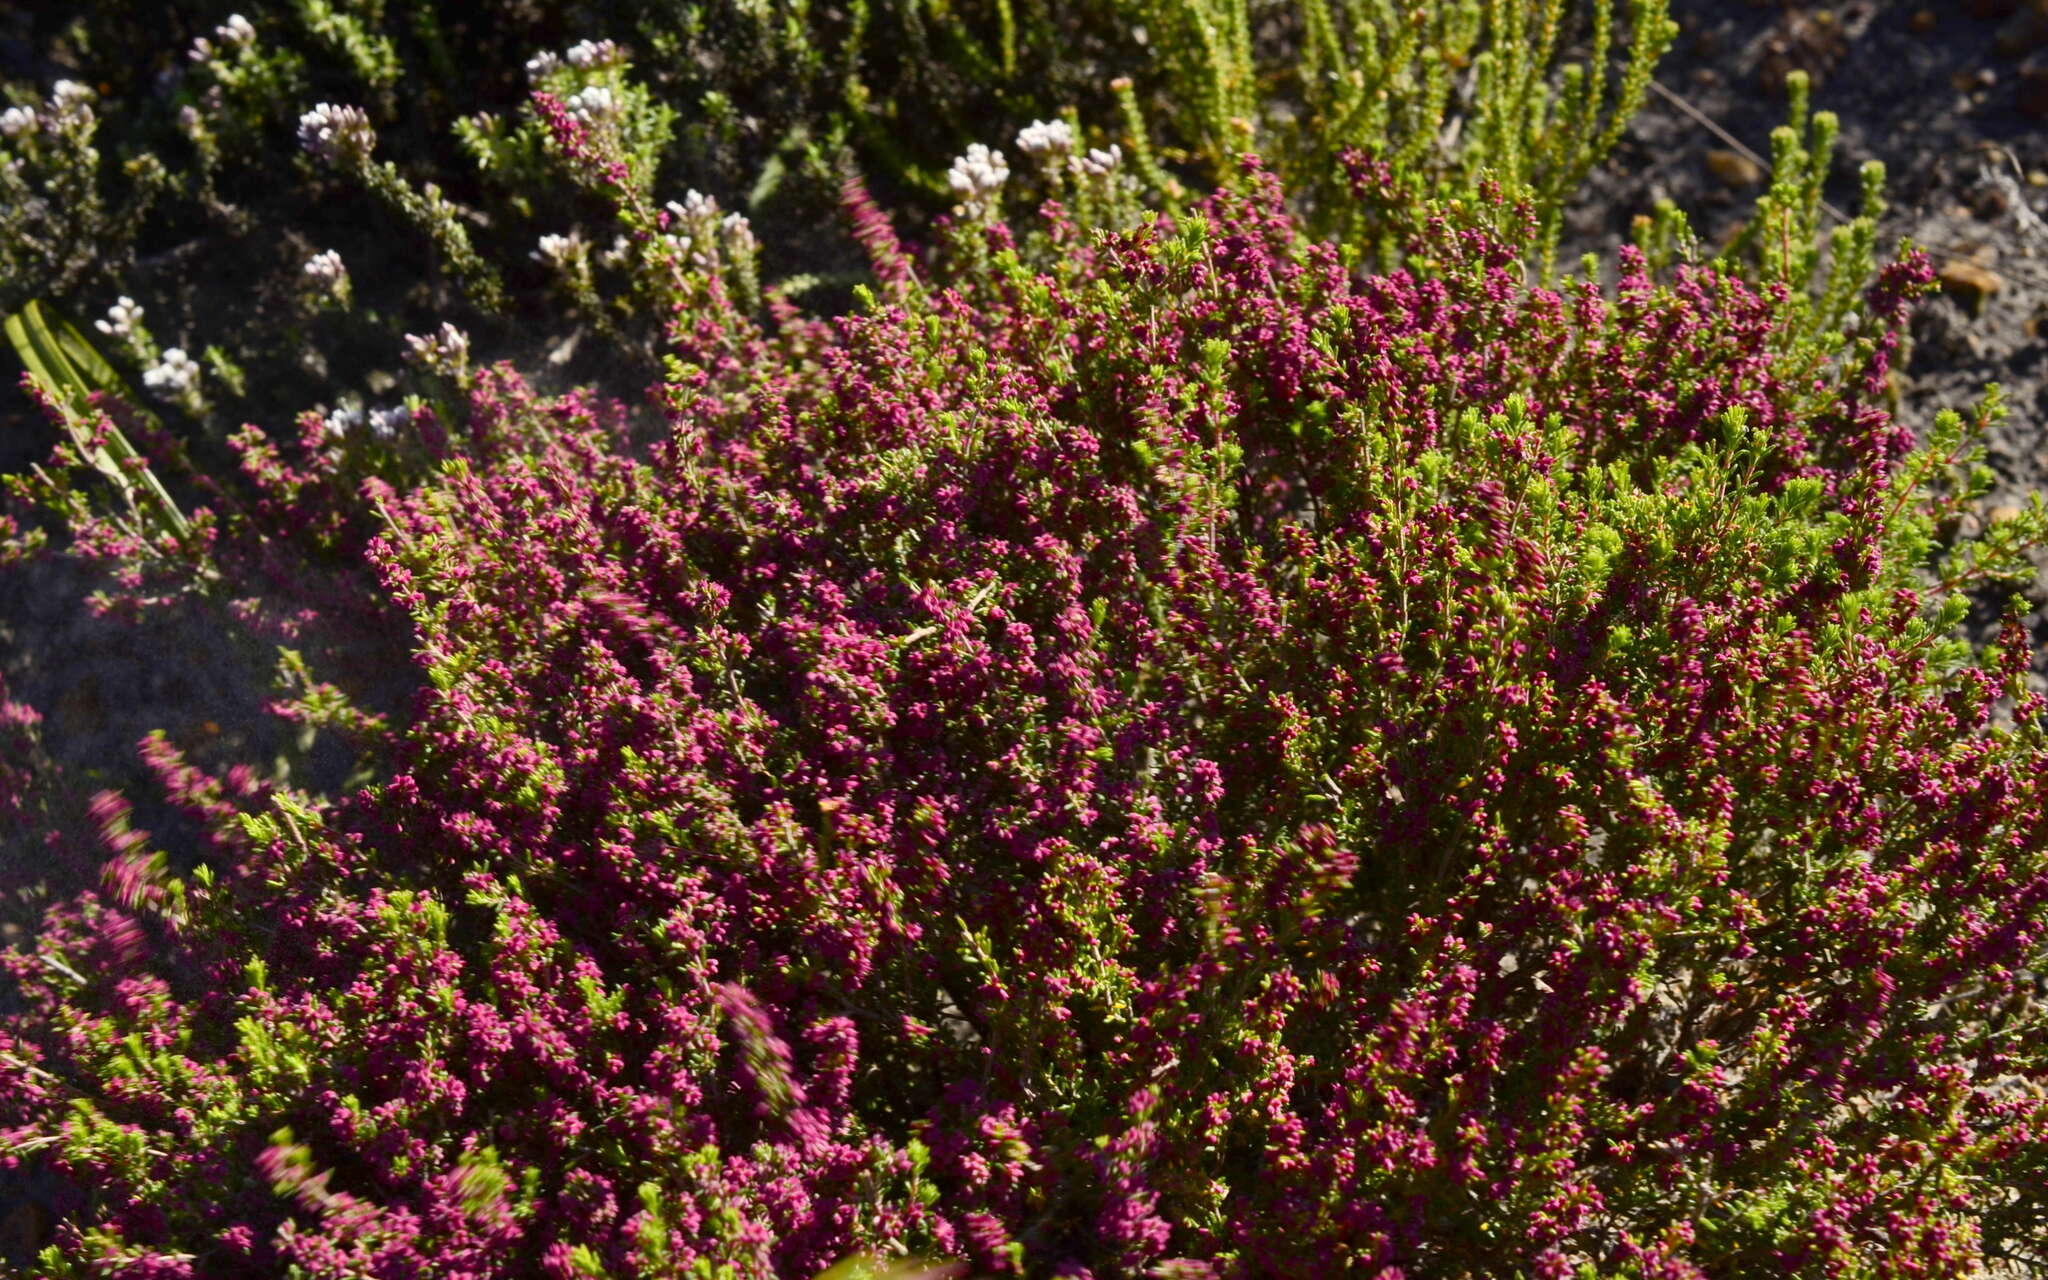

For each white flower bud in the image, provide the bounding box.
[141,347,201,399]
[525,51,562,80]
[1015,118,1074,161]
[668,189,719,224]
[323,402,364,438]
[303,250,347,286]
[94,296,144,339]
[533,232,585,267]
[0,106,37,139]
[564,85,616,121]
[565,39,620,68]
[297,103,375,166]
[1074,144,1123,179]
[404,322,470,372]
[720,212,755,256]
[217,14,257,46]
[947,143,1009,215]
[45,81,94,128]
[368,404,411,439]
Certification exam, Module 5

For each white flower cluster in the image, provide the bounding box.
[142,347,201,399]
[94,296,144,339]
[322,403,363,438]
[564,85,616,122]
[322,402,409,441]
[0,105,37,139]
[1011,119,1119,181]
[721,212,756,258]
[947,143,1009,217]
[1074,143,1122,179]
[44,80,94,130]
[303,249,346,286]
[526,38,621,81]
[297,102,374,166]
[533,231,585,268]
[368,404,411,439]
[1015,118,1074,162]
[565,39,620,68]
[404,322,470,373]
[190,13,257,63]
[663,191,748,268]
[668,190,718,224]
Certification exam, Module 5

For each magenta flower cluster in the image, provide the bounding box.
[2,157,2046,1278]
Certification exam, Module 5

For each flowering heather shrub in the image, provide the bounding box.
[5,157,2048,1278]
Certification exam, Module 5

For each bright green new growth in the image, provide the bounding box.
[1090,0,1676,269]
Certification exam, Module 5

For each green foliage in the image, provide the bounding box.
[3,300,188,540]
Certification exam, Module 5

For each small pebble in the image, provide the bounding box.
[1705,149,1765,187]
[1938,259,2004,313]
[1996,5,2048,55]
[2021,59,2048,114]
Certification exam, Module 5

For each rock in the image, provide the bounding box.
[1939,259,2004,312]
[1995,2,2048,55]
[1990,503,2026,525]
[2021,58,2048,115]
[1910,9,1937,33]
[0,1199,49,1260]
[1705,149,1765,188]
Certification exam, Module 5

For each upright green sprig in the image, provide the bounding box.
[298,102,506,312]
[1150,0,1679,264]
